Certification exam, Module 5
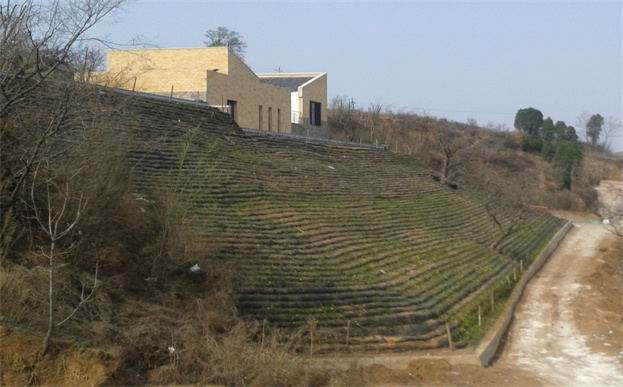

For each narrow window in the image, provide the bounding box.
[309,101,322,126]
[268,107,272,131]
[277,108,281,132]
[258,105,263,130]
[226,99,237,122]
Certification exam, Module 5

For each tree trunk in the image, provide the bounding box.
[441,158,450,184]
[41,242,55,355]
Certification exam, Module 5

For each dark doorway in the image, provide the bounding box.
[227,100,237,122]
[310,101,322,126]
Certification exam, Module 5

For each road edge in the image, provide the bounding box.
[475,220,574,366]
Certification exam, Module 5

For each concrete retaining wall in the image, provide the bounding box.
[475,220,574,366]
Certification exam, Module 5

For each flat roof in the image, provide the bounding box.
[257,72,325,92]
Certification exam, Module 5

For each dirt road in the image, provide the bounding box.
[499,181,623,385]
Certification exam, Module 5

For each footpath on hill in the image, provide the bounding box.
[334,181,623,386]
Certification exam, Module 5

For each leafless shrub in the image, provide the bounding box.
[433,125,479,186]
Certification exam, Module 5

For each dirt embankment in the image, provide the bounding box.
[575,237,623,366]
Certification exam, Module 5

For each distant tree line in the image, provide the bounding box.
[514,107,582,190]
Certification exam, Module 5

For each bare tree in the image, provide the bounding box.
[576,111,592,143]
[466,118,478,127]
[366,102,382,142]
[0,0,125,116]
[434,126,479,186]
[478,165,530,251]
[600,116,621,152]
[204,26,247,59]
[29,166,97,355]
[0,0,125,213]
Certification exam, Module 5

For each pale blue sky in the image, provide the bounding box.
[93,1,623,148]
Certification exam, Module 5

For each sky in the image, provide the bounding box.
[92,0,623,149]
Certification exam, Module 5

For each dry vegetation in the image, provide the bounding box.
[0,82,326,385]
[325,97,622,212]
[2,2,621,385]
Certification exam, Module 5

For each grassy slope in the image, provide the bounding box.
[112,90,565,352]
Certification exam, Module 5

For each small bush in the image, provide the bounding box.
[521,135,543,152]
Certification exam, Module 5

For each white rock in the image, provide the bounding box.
[168,346,176,354]
[603,219,611,225]
[190,263,201,273]
[327,165,335,170]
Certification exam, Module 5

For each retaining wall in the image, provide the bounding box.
[312,220,574,370]
[475,220,574,366]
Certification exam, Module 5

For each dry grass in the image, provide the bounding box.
[151,320,327,386]
[326,106,622,211]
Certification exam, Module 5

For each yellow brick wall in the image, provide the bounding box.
[101,47,291,133]
[204,53,291,132]
[105,47,228,93]
[299,73,328,126]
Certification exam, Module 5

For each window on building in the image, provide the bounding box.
[258,105,263,130]
[268,107,272,131]
[277,108,281,132]
[226,100,237,122]
[310,101,322,126]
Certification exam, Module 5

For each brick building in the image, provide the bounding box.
[100,47,327,133]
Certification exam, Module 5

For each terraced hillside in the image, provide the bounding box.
[103,89,565,353]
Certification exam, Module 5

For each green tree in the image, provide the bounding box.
[554,140,582,190]
[586,113,604,146]
[563,125,578,141]
[514,107,543,136]
[204,27,247,59]
[554,121,568,138]
[541,118,555,140]
[541,118,556,160]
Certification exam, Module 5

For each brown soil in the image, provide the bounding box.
[0,326,120,385]
[574,236,623,365]
[330,359,541,386]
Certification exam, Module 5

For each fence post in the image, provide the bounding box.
[520,260,524,272]
[490,291,495,311]
[478,305,482,327]
[346,320,350,347]
[446,322,454,350]
[132,76,137,92]
[169,85,174,101]
[309,320,315,356]
[261,319,266,346]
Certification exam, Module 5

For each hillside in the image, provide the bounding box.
[115,90,565,352]
[324,102,622,212]
[1,84,570,384]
